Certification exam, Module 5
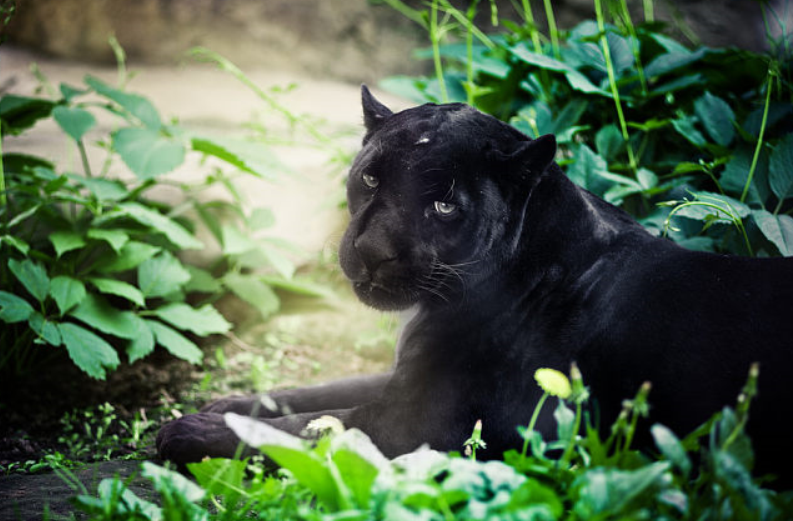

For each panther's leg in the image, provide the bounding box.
[199,372,392,418]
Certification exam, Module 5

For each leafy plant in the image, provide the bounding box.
[0,43,318,379]
[70,365,793,520]
[379,0,793,257]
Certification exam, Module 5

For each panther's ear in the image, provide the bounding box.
[510,134,557,176]
[361,85,393,134]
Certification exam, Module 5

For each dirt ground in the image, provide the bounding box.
[0,45,404,519]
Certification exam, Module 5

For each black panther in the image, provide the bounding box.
[157,87,793,480]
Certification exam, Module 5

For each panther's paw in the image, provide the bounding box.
[156,412,245,465]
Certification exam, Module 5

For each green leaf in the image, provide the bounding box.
[75,176,129,201]
[127,316,155,364]
[58,322,121,380]
[88,277,145,307]
[87,228,130,254]
[225,414,339,510]
[183,265,222,294]
[8,258,50,303]
[96,241,161,273]
[694,92,735,147]
[1,235,30,255]
[573,462,670,517]
[137,252,191,298]
[224,273,280,319]
[187,458,247,500]
[70,293,139,339]
[118,202,203,250]
[595,124,623,161]
[510,45,610,97]
[59,83,89,102]
[566,144,614,197]
[85,75,161,128]
[52,105,96,142]
[113,127,186,179]
[49,230,86,258]
[671,115,707,147]
[248,207,276,230]
[769,134,793,202]
[141,461,205,502]
[0,290,34,323]
[28,311,61,346]
[753,209,793,256]
[221,225,257,256]
[153,302,231,336]
[674,191,751,222]
[719,146,770,205]
[651,424,691,476]
[0,94,55,135]
[190,135,280,180]
[147,320,203,364]
[50,276,87,316]
[260,243,296,279]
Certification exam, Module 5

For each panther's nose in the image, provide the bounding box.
[353,236,399,275]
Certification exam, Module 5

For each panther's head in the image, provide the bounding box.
[339,86,557,311]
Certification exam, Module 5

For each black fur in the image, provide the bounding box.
[158,87,793,481]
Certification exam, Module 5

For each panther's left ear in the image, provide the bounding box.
[361,85,393,134]
[510,134,557,176]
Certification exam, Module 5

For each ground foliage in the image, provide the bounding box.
[0,41,326,380]
[380,0,793,257]
[71,366,793,520]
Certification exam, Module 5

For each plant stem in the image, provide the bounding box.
[618,0,648,96]
[521,392,548,457]
[542,0,560,59]
[595,0,638,174]
[741,70,773,204]
[520,0,543,54]
[77,140,93,178]
[431,0,449,102]
[558,402,582,470]
[643,0,654,22]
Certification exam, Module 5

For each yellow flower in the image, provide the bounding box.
[534,368,572,399]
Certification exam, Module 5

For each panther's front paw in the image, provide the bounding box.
[156,412,247,466]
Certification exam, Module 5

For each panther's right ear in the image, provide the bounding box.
[362,85,393,134]
[508,134,557,179]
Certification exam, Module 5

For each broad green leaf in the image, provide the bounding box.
[187,458,247,500]
[75,176,129,201]
[87,228,130,254]
[118,202,203,250]
[753,209,793,256]
[190,135,280,180]
[85,75,161,128]
[52,105,96,142]
[719,146,770,205]
[146,320,203,364]
[137,252,191,298]
[8,258,50,303]
[113,127,186,179]
[510,45,610,97]
[140,461,205,502]
[221,225,256,256]
[50,276,87,315]
[28,311,61,346]
[573,462,670,516]
[0,290,34,323]
[694,92,735,147]
[96,241,161,273]
[769,134,793,201]
[248,207,276,230]
[261,276,333,298]
[127,315,155,364]
[70,293,139,339]
[1,235,30,255]
[566,144,613,197]
[0,94,55,135]
[644,44,707,77]
[59,83,89,102]
[153,302,231,336]
[183,265,222,294]
[674,192,750,222]
[49,230,86,258]
[595,124,622,161]
[88,277,145,307]
[651,424,691,476]
[224,273,280,319]
[58,322,120,380]
[260,243,296,279]
[224,413,339,510]
[671,115,706,147]
[554,401,576,442]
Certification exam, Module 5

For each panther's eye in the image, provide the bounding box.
[362,174,380,189]
[433,201,458,216]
